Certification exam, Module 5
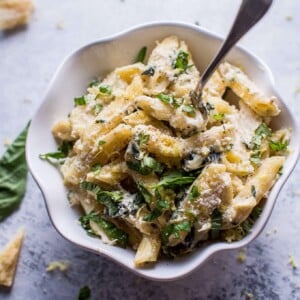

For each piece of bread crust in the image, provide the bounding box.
[0,0,34,30]
[0,228,25,287]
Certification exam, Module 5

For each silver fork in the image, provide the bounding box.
[191,0,273,110]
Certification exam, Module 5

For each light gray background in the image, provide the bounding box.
[0,0,300,299]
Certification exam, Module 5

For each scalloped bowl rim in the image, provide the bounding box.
[26,21,300,281]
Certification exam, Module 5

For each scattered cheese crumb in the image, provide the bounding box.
[56,20,64,30]
[237,249,247,263]
[245,292,254,300]
[285,16,293,21]
[294,86,300,96]
[46,260,70,272]
[289,255,298,269]
[0,0,34,30]
[0,228,25,287]
[3,137,11,146]
[266,227,278,236]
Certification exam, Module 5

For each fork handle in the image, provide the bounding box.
[193,0,273,106]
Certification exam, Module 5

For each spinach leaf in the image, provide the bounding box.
[156,171,195,188]
[80,212,128,248]
[135,46,147,63]
[157,93,180,108]
[96,191,123,216]
[269,140,288,152]
[0,123,29,221]
[39,141,73,163]
[126,155,163,175]
[162,220,191,244]
[210,208,222,239]
[78,286,91,300]
[74,96,86,106]
[173,50,189,72]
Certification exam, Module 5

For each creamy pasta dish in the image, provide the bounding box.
[41,36,289,267]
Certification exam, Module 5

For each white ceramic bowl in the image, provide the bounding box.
[26,22,300,281]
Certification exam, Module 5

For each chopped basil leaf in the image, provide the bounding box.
[251,185,256,198]
[89,79,100,87]
[135,46,147,63]
[157,171,195,188]
[189,185,200,201]
[0,123,29,221]
[136,183,152,204]
[80,181,102,194]
[182,104,196,115]
[94,103,103,115]
[162,220,191,244]
[269,140,288,152]
[74,96,86,106]
[39,141,73,163]
[211,209,222,239]
[255,123,272,137]
[96,191,123,216]
[142,66,155,76]
[138,132,150,146]
[127,156,163,175]
[78,286,91,300]
[213,113,225,121]
[98,140,106,146]
[157,93,180,108]
[143,208,162,222]
[99,85,112,95]
[173,50,189,72]
[92,163,101,173]
[95,119,106,123]
[79,212,128,247]
[250,151,261,165]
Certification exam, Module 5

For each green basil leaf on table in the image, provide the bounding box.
[0,123,29,221]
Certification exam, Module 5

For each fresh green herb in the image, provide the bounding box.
[99,85,112,95]
[255,123,272,137]
[95,119,106,124]
[92,163,101,173]
[189,185,200,201]
[162,220,191,244]
[80,212,128,247]
[213,113,225,121]
[251,185,256,198]
[94,103,103,115]
[269,140,288,152]
[142,66,155,76]
[89,79,100,87]
[127,156,163,175]
[39,141,73,163]
[138,132,150,146]
[211,209,222,239]
[250,151,261,165]
[143,208,162,222]
[157,93,180,108]
[173,50,189,72]
[98,140,106,146]
[74,96,86,106]
[182,104,196,115]
[136,183,152,204]
[96,191,123,216]
[135,46,147,63]
[0,123,29,221]
[80,181,102,194]
[78,286,91,300]
[157,171,195,188]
